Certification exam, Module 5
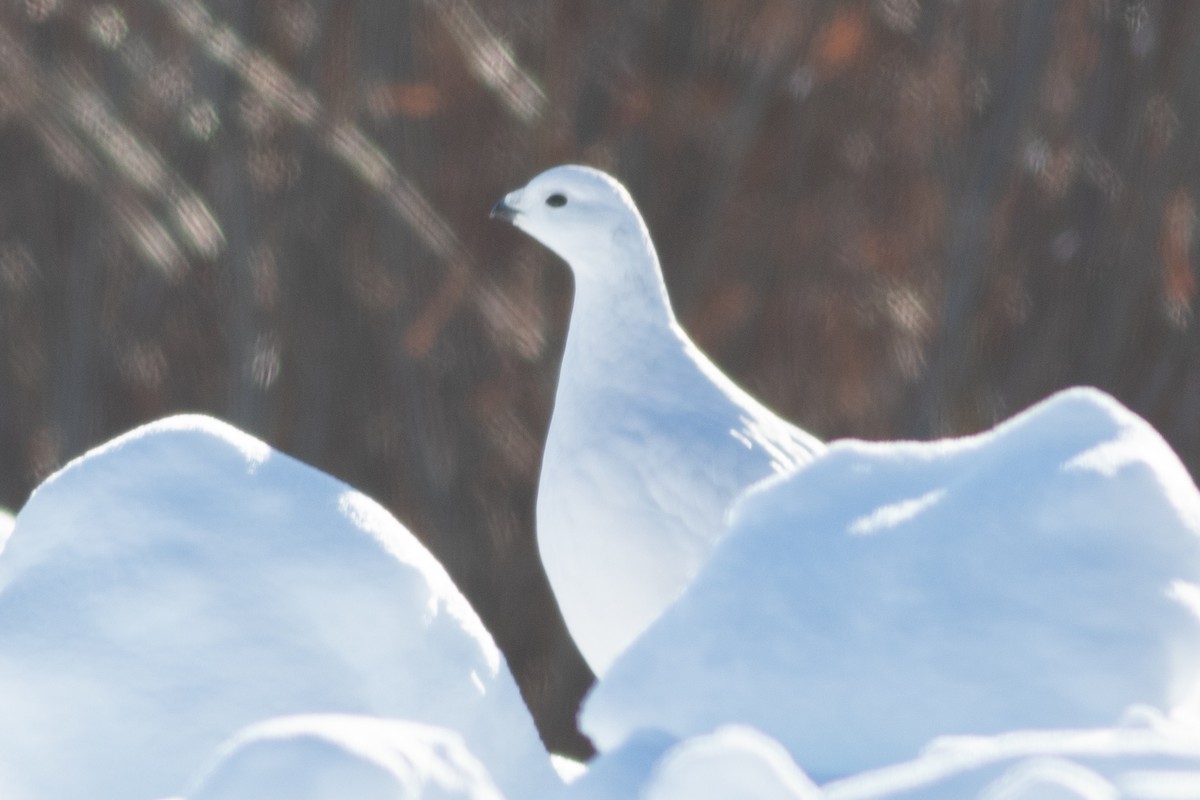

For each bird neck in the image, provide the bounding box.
[559,233,688,392]
[571,272,676,333]
[568,223,677,333]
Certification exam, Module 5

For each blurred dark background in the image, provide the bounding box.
[1,0,1198,759]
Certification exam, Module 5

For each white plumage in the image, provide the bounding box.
[493,165,823,676]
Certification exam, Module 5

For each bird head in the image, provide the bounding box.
[491,165,653,281]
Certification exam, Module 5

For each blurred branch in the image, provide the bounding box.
[910,4,1058,435]
[157,0,472,269]
[155,0,523,357]
[426,0,546,124]
[0,19,217,279]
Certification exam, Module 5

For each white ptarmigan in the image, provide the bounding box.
[492,165,823,677]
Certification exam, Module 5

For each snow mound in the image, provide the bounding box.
[582,387,1200,780]
[0,415,554,800]
[554,725,820,800]
[550,730,678,800]
[0,507,12,554]
[183,715,504,800]
[824,717,1200,799]
[641,726,823,800]
[555,720,1200,799]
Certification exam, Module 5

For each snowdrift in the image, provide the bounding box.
[4,387,1200,798]
[182,715,505,800]
[583,387,1200,780]
[0,415,554,800]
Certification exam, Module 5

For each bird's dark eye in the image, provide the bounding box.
[546,193,568,208]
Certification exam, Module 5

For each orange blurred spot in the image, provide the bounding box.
[815,8,869,74]
[1160,188,1196,322]
[617,85,653,129]
[688,281,754,349]
[403,269,470,357]
[367,83,443,120]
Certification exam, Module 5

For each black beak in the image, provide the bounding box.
[490,199,518,223]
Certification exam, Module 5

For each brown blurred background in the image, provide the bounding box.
[1,0,1198,759]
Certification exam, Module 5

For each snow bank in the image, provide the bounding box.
[0,415,554,800]
[582,387,1200,780]
[823,716,1200,799]
[549,730,677,800]
[0,507,12,553]
[641,726,823,800]
[554,725,822,800]
[556,720,1200,799]
[182,715,504,800]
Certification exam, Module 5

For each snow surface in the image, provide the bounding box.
[641,726,824,800]
[5,389,1200,799]
[0,415,555,800]
[582,387,1200,781]
[0,507,12,553]
[822,715,1200,799]
[547,730,678,800]
[181,715,504,800]
[494,165,823,676]
[557,718,1200,799]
